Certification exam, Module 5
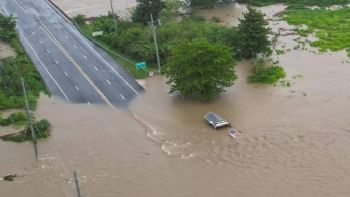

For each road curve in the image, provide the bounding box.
[0,0,144,108]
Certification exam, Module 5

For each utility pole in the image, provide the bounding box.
[74,171,81,197]
[109,0,118,33]
[151,14,161,73]
[21,78,38,160]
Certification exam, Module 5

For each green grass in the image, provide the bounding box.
[283,7,350,56]
[248,60,286,84]
[79,24,148,79]
[0,112,27,126]
[0,39,48,110]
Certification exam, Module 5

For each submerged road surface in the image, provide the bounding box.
[0,0,143,107]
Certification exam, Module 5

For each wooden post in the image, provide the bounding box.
[74,171,81,197]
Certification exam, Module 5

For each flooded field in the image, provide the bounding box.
[2,2,350,197]
[51,0,136,18]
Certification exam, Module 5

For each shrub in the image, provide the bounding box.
[2,119,51,143]
[73,14,86,26]
[249,66,286,84]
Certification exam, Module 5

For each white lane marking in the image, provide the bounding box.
[64,72,68,77]
[54,60,59,64]
[65,35,69,39]
[19,31,70,102]
[39,23,116,109]
[94,66,98,71]
[38,40,42,44]
[46,49,50,53]
[73,44,78,48]
[106,79,111,85]
[121,94,125,100]
[83,55,87,59]
[75,86,80,91]
[32,31,35,35]
[68,25,139,95]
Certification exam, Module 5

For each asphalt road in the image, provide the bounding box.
[0,0,144,108]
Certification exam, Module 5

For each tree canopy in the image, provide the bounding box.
[236,7,271,58]
[165,38,237,100]
[132,0,165,25]
[0,15,16,41]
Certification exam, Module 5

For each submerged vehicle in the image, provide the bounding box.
[204,112,230,129]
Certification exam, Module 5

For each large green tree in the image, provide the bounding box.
[165,38,237,100]
[236,7,271,58]
[132,0,165,25]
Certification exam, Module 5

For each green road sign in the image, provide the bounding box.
[135,62,146,70]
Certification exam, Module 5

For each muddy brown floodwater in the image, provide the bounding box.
[51,0,136,18]
[2,2,350,197]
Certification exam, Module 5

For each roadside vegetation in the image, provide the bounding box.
[0,14,51,142]
[76,0,286,99]
[0,14,47,110]
[283,7,350,56]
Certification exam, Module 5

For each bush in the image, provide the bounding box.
[73,14,86,26]
[2,119,51,143]
[0,14,16,41]
[0,27,47,110]
[249,66,286,84]
[0,112,27,126]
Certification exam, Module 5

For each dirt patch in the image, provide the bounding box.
[0,41,15,60]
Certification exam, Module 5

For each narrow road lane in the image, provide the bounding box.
[1,0,143,107]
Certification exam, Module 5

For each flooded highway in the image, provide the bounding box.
[1,2,350,197]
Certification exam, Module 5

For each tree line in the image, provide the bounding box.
[78,0,284,100]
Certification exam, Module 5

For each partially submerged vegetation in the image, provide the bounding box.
[248,59,286,84]
[165,38,236,100]
[77,2,285,99]
[0,14,51,142]
[0,112,27,126]
[283,7,350,56]
[1,119,51,142]
[0,14,47,110]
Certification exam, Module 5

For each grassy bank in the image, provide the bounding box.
[283,7,350,56]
